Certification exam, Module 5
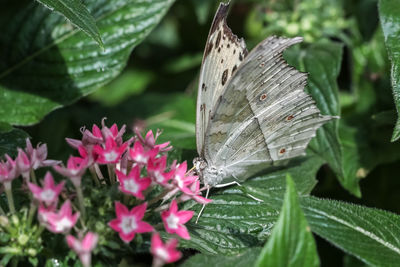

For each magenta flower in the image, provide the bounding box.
[150,233,181,265]
[81,124,103,145]
[129,141,158,165]
[116,166,151,200]
[54,156,88,187]
[161,200,193,240]
[171,161,197,194]
[109,202,154,243]
[16,149,31,180]
[46,200,80,233]
[0,154,19,183]
[135,129,171,152]
[28,172,65,206]
[147,156,173,185]
[93,137,128,164]
[101,119,127,146]
[66,232,98,267]
[179,179,212,205]
[38,204,56,225]
[25,138,59,170]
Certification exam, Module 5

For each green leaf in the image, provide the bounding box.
[0,126,30,157]
[254,175,319,267]
[36,0,103,47]
[181,248,261,267]
[247,187,400,267]
[286,42,363,196]
[379,0,400,141]
[0,0,174,126]
[182,154,324,255]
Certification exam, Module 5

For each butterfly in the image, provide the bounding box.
[193,2,335,191]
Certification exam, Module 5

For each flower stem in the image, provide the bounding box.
[147,189,173,206]
[107,164,116,184]
[27,202,37,227]
[89,166,100,186]
[94,164,105,184]
[0,205,5,215]
[30,169,38,184]
[4,181,15,214]
[75,185,86,219]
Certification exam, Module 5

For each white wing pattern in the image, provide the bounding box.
[197,3,335,186]
[196,3,248,156]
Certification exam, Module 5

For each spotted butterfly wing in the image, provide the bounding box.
[196,3,248,156]
[196,3,335,186]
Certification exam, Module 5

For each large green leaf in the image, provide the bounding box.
[286,42,364,196]
[0,124,29,157]
[181,154,324,255]
[36,0,103,47]
[379,0,400,141]
[0,0,174,126]
[247,187,400,266]
[254,176,319,267]
[181,248,261,267]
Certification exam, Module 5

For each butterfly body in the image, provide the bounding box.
[195,3,335,188]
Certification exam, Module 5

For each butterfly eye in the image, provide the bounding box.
[259,93,267,101]
[279,148,286,155]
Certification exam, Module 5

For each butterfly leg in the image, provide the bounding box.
[195,185,210,224]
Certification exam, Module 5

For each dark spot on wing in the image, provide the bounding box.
[221,59,224,64]
[232,65,237,75]
[286,115,294,121]
[227,43,230,48]
[259,93,267,101]
[233,49,236,54]
[239,53,243,61]
[279,148,286,155]
[202,83,206,91]
[215,31,222,47]
[221,69,228,85]
[218,47,221,53]
[204,42,213,58]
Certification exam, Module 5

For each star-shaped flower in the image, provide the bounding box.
[46,200,80,233]
[150,233,181,266]
[135,129,172,152]
[179,179,212,205]
[54,156,88,187]
[28,172,65,206]
[66,232,98,267]
[108,202,153,243]
[171,161,197,194]
[93,137,128,164]
[147,156,173,186]
[116,166,151,200]
[0,154,19,183]
[161,200,193,240]
[129,141,158,165]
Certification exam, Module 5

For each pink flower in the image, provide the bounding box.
[116,166,151,200]
[0,154,19,183]
[135,129,171,152]
[66,232,98,267]
[54,156,88,187]
[147,156,173,185]
[108,202,153,243]
[25,139,59,170]
[93,137,128,164]
[100,119,127,146]
[16,149,31,179]
[129,141,158,165]
[82,124,103,145]
[28,172,65,206]
[38,204,56,225]
[150,233,181,265]
[171,161,197,194]
[179,179,212,205]
[161,200,193,240]
[46,200,80,233]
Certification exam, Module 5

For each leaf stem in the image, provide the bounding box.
[75,185,86,219]
[4,181,15,214]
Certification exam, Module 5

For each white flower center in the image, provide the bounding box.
[40,189,55,201]
[55,217,73,232]
[175,175,183,188]
[155,247,170,261]
[104,151,118,162]
[154,171,164,183]
[135,154,148,164]
[120,216,137,234]
[166,213,179,229]
[124,179,139,194]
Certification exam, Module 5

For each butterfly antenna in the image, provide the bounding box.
[186,165,196,176]
[195,186,210,224]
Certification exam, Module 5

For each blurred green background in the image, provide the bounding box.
[21,0,400,265]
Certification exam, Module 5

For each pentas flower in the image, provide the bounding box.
[150,233,181,266]
[171,161,198,194]
[16,149,31,180]
[135,129,171,152]
[93,137,128,164]
[147,156,173,186]
[81,124,103,145]
[66,232,98,267]
[0,154,19,183]
[116,166,151,200]
[100,119,127,146]
[28,172,65,206]
[161,200,193,240]
[46,200,80,233]
[109,202,153,243]
[54,156,88,187]
[129,141,158,165]
[179,179,212,205]
[25,138,59,170]
[38,204,56,225]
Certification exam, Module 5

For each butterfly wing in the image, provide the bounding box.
[196,3,248,156]
[204,36,334,183]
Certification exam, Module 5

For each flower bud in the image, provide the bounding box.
[0,216,9,228]
[27,248,37,256]
[18,234,29,245]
